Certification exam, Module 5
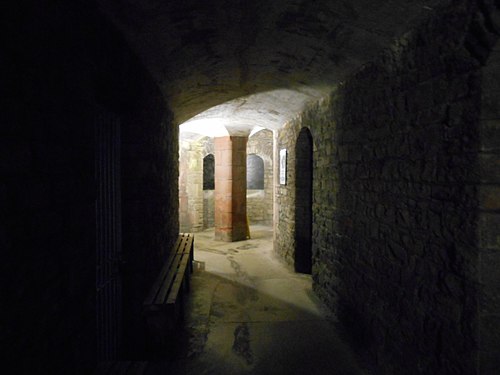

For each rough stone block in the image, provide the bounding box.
[479,213,500,249]
[479,185,500,210]
[479,250,500,314]
[272,5,494,374]
[481,86,500,120]
[480,314,500,352]
[479,346,500,375]
[479,153,500,183]
[215,165,233,179]
[480,119,500,152]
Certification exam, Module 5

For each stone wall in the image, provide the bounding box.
[181,131,273,230]
[203,190,215,229]
[179,139,204,232]
[478,31,500,374]
[3,2,178,371]
[179,136,215,231]
[276,2,499,374]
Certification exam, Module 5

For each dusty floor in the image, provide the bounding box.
[149,225,366,375]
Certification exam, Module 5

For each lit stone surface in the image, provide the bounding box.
[180,88,327,136]
[274,5,500,373]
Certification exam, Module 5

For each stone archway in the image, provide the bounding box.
[294,128,313,274]
[203,153,215,229]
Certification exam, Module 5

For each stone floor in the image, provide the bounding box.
[148,225,367,375]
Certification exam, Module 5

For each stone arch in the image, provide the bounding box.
[247,154,265,189]
[247,129,274,225]
[294,127,314,274]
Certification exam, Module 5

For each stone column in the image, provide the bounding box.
[214,136,248,241]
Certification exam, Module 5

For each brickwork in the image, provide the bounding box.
[203,190,215,229]
[179,139,204,232]
[179,136,216,231]
[276,3,499,374]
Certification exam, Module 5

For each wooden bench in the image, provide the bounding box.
[142,233,194,346]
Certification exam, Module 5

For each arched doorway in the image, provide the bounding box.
[294,128,313,274]
[203,153,215,229]
[247,154,265,189]
[203,153,215,190]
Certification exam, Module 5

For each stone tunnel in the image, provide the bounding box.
[3,0,500,374]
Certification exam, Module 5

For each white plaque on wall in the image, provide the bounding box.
[279,149,287,185]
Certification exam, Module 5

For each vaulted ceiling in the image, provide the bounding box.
[98,0,449,135]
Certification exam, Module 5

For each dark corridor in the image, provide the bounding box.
[4,1,500,374]
[294,128,313,274]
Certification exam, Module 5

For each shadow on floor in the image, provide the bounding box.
[143,226,368,375]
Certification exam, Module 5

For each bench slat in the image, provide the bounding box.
[166,252,191,304]
[178,233,194,273]
[143,237,182,306]
[155,253,183,304]
[143,233,194,348]
[177,234,190,254]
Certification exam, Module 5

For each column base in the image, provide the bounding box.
[215,225,248,242]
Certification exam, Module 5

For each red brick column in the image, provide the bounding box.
[214,136,248,241]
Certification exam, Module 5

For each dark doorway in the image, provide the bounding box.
[294,128,313,274]
[203,154,215,229]
[203,154,215,190]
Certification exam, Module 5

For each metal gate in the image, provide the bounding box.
[95,112,122,361]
